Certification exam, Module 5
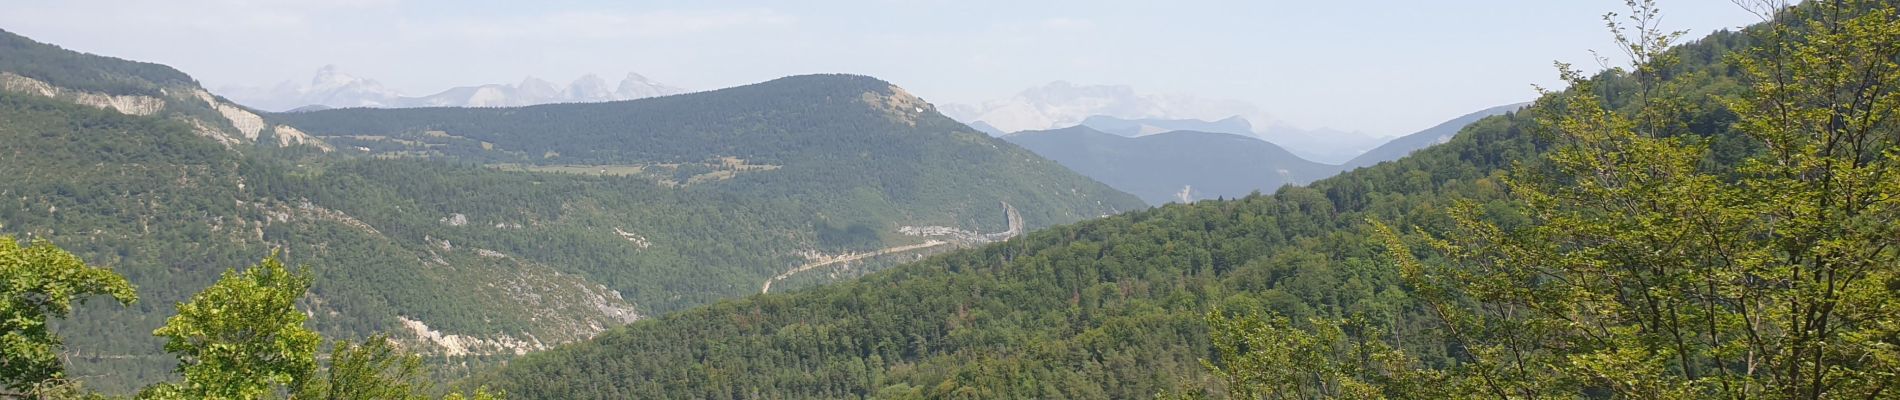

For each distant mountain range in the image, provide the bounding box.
[1003,126,1337,205]
[939,81,1390,163]
[998,103,1526,205]
[939,81,1273,134]
[1078,115,1255,137]
[216,65,688,111]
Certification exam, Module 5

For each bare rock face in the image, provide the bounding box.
[565,74,615,102]
[193,89,266,139]
[394,260,644,356]
[187,89,333,151]
[1,72,166,116]
[615,72,684,99]
[272,125,333,151]
[0,73,334,152]
[184,118,245,147]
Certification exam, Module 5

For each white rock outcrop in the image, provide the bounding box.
[1,72,165,116]
[273,125,333,151]
[613,227,652,249]
[398,316,544,357]
[194,90,266,139]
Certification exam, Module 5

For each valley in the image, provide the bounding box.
[4,1,1896,399]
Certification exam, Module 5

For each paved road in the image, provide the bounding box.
[760,202,1022,294]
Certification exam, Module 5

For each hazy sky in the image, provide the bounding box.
[0,0,1767,134]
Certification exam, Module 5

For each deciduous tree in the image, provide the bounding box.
[0,237,135,396]
[146,256,320,399]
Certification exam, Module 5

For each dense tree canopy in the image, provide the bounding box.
[146,256,321,399]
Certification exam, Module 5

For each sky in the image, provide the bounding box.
[0,0,1769,134]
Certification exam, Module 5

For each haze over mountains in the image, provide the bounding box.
[217,65,688,111]
[941,81,1392,163]
[1002,103,1525,205]
[939,81,1273,134]
[1003,127,1337,205]
[1077,115,1256,137]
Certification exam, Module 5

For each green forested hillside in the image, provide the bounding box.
[477,97,1545,400]
[0,30,1143,393]
[475,22,1772,400]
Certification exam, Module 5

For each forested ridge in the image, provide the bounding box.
[0,29,195,97]
[268,74,1143,231]
[1340,102,1528,169]
[475,3,1896,397]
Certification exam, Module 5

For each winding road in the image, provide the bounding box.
[760,202,1022,294]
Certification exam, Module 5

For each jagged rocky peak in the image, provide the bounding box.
[517,76,561,99]
[566,73,615,101]
[617,72,682,98]
[310,65,354,87]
